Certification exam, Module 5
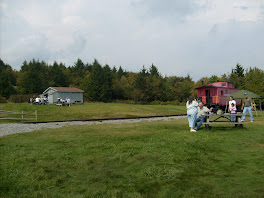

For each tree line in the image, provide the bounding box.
[0,58,263,103]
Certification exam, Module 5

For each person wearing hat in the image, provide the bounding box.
[241,93,253,122]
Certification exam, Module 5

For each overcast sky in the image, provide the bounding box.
[0,0,264,80]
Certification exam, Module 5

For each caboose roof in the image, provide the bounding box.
[195,85,216,89]
[196,82,234,89]
[195,86,235,89]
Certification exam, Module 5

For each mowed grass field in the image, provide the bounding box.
[1,109,264,197]
[0,103,186,122]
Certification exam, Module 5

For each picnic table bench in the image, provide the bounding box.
[55,102,70,106]
[203,113,248,130]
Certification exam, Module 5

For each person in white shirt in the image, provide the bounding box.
[43,96,48,104]
[186,96,198,132]
[35,97,41,104]
[195,102,209,131]
[66,97,70,106]
[228,96,236,112]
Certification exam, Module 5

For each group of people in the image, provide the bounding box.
[186,96,209,132]
[186,93,254,132]
[30,96,71,106]
[30,96,49,105]
[227,94,254,122]
[57,97,71,106]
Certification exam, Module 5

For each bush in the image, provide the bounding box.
[160,101,177,105]
[115,100,136,104]
[0,96,7,103]
[8,94,37,103]
[150,100,182,105]
[116,100,186,106]
[150,100,160,105]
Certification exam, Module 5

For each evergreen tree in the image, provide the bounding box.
[17,59,49,94]
[112,75,124,100]
[232,63,245,77]
[229,63,246,89]
[85,59,104,101]
[134,66,150,102]
[149,64,159,77]
[112,66,117,74]
[49,61,69,87]
[73,58,85,77]
[148,64,165,101]
[68,58,88,87]
[117,66,124,80]
[0,59,16,98]
[101,65,113,102]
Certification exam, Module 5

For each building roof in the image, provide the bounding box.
[43,87,84,93]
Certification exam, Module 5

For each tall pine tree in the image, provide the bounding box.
[17,59,49,94]
[85,59,104,101]
[0,59,16,99]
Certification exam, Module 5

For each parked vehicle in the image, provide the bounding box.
[196,82,241,112]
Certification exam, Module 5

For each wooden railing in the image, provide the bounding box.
[0,110,38,121]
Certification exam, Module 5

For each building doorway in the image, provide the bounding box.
[206,90,211,105]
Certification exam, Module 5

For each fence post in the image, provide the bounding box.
[22,111,24,120]
[35,110,37,121]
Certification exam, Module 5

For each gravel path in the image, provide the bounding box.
[0,116,186,137]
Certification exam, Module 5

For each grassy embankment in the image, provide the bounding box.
[0,110,263,197]
[0,103,186,122]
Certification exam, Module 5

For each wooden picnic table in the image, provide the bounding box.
[203,113,248,130]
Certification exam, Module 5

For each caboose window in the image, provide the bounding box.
[222,83,226,86]
[201,91,203,94]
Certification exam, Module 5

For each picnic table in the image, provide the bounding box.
[203,113,248,130]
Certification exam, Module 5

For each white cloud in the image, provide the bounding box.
[0,1,8,11]
[0,0,263,80]
[131,0,208,20]
[61,0,83,16]
[62,16,86,27]
[188,0,263,25]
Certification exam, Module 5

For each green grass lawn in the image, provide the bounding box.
[0,103,186,122]
[1,115,264,197]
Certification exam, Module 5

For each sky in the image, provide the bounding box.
[0,0,264,81]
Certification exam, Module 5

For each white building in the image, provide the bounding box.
[42,87,84,104]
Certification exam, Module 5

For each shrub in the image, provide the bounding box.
[153,100,181,105]
[150,100,160,105]
[115,100,136,104]
[0,96,7,103]
[115,100,185,106]
[8,94,37,103]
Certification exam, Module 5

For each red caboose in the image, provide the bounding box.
[196,82,241,109]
